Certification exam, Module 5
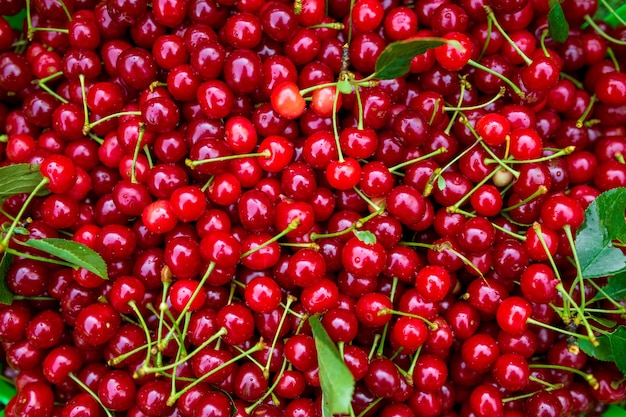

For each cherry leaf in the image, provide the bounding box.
[374,37,445,80]
[547,0,569,43]
[437,176,446,191]
[310,316,355,416]
[575,188,626,279]
[579,333,615,362]
[0,164,50,199]
[609,326,626,376]
[0,253,14,305]
[354,230,376,245]
[22,238,108,279]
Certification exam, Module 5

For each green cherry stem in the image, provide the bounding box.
[501,384,565,403]
[606,47,621,72]
[263,296,296,378]
[444,76,468,135]
[528,363,598,388]
[299,81,339,97]
[576,94,596,128]
[424,140,480,197]
[240,219,301,258]
[131,125,146,184]
[447,167,500,210]
[354,86,365,130]
[167,341,266,406]
[467,59,525,98]
[388,147,448,173]
[68,373,115,417]
[84,110,142,135]
[246,358,289,414]
[185,150,271,169]
[485,6,532,65]
[352,186,381,211]
[443,86,506,112]
[309,204,385,241]
[484,146,576,165]
[584,15,626,45]
[79,75,90,134]
[560,72,584,89]
[448,207,527,240]
[0,178,49,251]
[331,82,345,162]
[501,185,548,212]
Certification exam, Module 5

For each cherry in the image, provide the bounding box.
[355,292,392,327]
[98,370,136,412]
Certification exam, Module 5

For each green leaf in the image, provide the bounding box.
[547,0,569,43]
[354,230,376,245]
[437,176,446,191]
[374,37,445,80]
[575,188,626,278]
[580,333,615,362]
[0,253,14,305]
[609,326,626,375]
[0,164,49,198]
[310,316,355,416]
[23,238,108,279]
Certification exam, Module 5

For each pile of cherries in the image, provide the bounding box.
[1,0,626,416]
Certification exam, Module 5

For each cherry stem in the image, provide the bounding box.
[585,279,626,310]
[154,278,171,366]
[606,47,621,72]
[352,186,381,211]
[128,301,154,370]
[405,345,422,384]
[310,204,385,241]
[299,81,339,97]
[167,340,266,405]
[68,373,115,417]
[585,14,626,45]
[108,343,149,367]
[444,86,506,112]
[380,308,438,330]
[501,383,565,403]
[331,83,345,162]
[449,167,500,210]
[29,27,69,34]
[78,75,90,134]
[26,0,33,40]
[389,147,447,173]
[485,6,532,65]
[528,363,598,388]
[138,328,227,376]
[264,296,296,378]
[85,111,142,134]
[527,317,594,344]
[444,77,468,135]
[4,247,74,268]
[450,208,527,241]
[354,87,365,130]
[357,398,383,417]
[0,178,48,250]
[33,72,68,104]
[131,125,146,184]
[486,146,575,165]
[502,185,548,212]
[467,59,524,98]
[240,219,301,258]
[560,72,584,89]
[528,375,562,390]
[246,358,289,414]
[185,150,270,168]
[368,334,381,361]
[424,140,480,197]
[576,94,596,128]
[308,22,345,30]
[57,0,73,21]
